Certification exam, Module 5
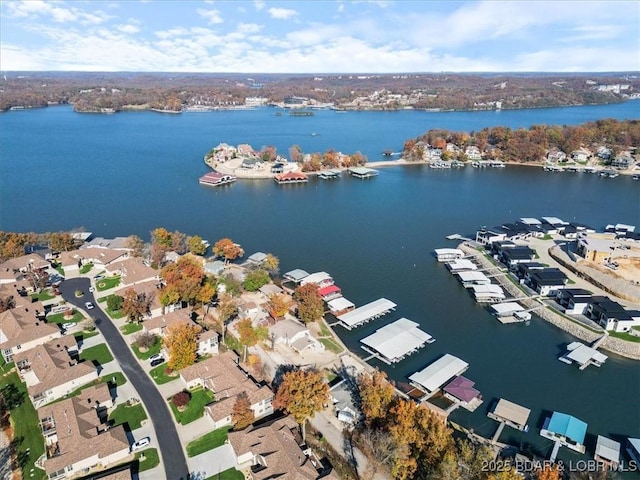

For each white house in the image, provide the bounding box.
[269,318,325,354]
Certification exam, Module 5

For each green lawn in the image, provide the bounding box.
[205,468,244,480]
[109,403,147,430]
[80,262,94,274]
[79,343,114,365]
[319,337,343,354]
[132,336,161,360]
[169,388,215,425]
[150,364,180,385]
[96,276,121,291]
[31,289,55,301]
[47,311,84,325]
[318,320,332,337]
[186,426,231,457]
[136,448,160,472]
[121,323,143,335]
[3,372,46,480]
[97,294,124,319]
[74,330,100,342]
[609,331,640,343]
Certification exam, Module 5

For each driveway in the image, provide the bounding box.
[59,278,190,480]
[187,444,237,480]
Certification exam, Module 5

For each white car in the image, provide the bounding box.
[84,301,95,310]
[131,437,150,452]
[89,287,95,293]
[62,322,76,330]
[148,354,164,363]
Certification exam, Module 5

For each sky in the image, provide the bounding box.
[1,0,638,73]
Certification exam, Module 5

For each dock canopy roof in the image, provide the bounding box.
[360,318,433,363]
[247,252,267,264]
[327,297,354,313]
[491,302,525,316]
[443,376,480,403]
[301,271,333,286]
[595,435,621,463]
[457,271,490,284]
[547,412,587,444]
[318,285,341,297]
[447,259,478,271]
[409,354,469,394]
[349,167,379,176]
[565,342,608,366]
[337,298,397,329]
[434,248,464,261]
[283,269,309,283]
[491,398,531,428]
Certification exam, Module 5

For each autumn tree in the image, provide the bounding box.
[237,318,268,361]
[243,269,270,292]
[24,269,49,293]
[232,391,254,430]
[267,293,290,320]
[536,465,561,480]
[170,230,187,254]
[357,427,399,479]
[273,368,329,441]
[263,253,279,274]
[47,231,75,252]
[357,370,395,427]
[293,283,324,324]
[121,288,153,324]
[187,235,207,256]
[151,227,173,248]
[213,238,244,263]
[160,255,210,307]
[164,321,201,371]
[288,144,303,162]
[124,235,145,257]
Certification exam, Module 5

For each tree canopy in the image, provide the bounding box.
[164,321,201,371]
[293,283,324,324]
[121,288,153,324]
[213,238,244,263]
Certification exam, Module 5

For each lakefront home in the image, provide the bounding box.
[0,304,60,362]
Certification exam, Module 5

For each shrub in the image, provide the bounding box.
[106,294,124,311]
[134,332,157,350]
[172,390,191,409]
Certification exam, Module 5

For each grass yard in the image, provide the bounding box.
[97,294,124,319]
[74,329,100,342]
[319,337,343,354]
[79,343,114,365]
[132,336,161,360]
[205,468,244,480]
[169,388,215,425]
[47,311,85,325]
[318,320,332,337]
[96,276,121,291]
[53,372,127,404]
[80,262,94,274]
[150,364,180,385]
[609,331,640,343]
[186,426,231,457]
[136,448,159,472]
[2,372,46,480]
[31,289,56,301]
[109,403,147,430]
[121,323,143,335]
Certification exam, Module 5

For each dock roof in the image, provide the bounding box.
[434,248,464,258]
[472,284,505,296]
[443,376,479,403]
[547,412,587,444]
[349,167,379,176]
[595,435,621,463]
[447,259,478,271]
[300,271,333,286]
[491,398,531,428]
[565,343,608,366]
[318,284,341,297]
[327,297,354,313]
[409,354,468,393]
[337,298,396,328]
[491,302,525,316]
[283,269,309,283]
[457,271,490,283]
[360,318,433,362]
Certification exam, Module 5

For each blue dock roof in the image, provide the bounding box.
[548,412,587,444]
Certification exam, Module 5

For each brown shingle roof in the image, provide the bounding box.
[0,305,59,351]
[143,310,191,335]
[39,385,129,475]
[113,280,162,313]
[228,417,319,480]
[83,248,128,266]
[105,258,158,286]
[0,253,50,272]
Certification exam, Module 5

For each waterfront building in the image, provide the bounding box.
[326,297,355,316]
[247,252,268,265]
[408,354,469,398]
[199,172,237,187]
[540,412,588,460]
[274,172,309,184]
[318,284,342,301]
[524,268,568,296]
[499,246,536,269]
[558,342,608,369]
[490,302,530,321]
[301,272,334,288]
[594,435,621,469]
[360,318,434,364]
[586,297,640,332]
[556,288,593,315]
[456,270,491,287]
[336,298,396,330]
[487,398,531,432]
[348,167,379,178]
[434,248,464,262]
[446,259,478,272]
[471,284,505,303]
[442,376,482,411]
[318,169,341,179]
[0,304,59,362]
[269,318,325,354]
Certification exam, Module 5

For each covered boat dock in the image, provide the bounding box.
[446,259,478,272]
[360,318,434,364]
[336,298,397,330]
[472,284,506,303]
[301,271,334,288]
[349,167,379,178]
[540,412,587,461]
[434,248,464,262]
[408,354,469,399]
[457,270,491,287]
[487,398,531,443]
[559,342,608,370]
[283,269,309,284]
[327,297,355,316]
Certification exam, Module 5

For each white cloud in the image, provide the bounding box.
[337,3,345,13]
[196,8,223,24]
[268,7,298,20]
[237,23,263,34]
[117,24,140,34]
[254,0,265,11]
[4,0,111,25]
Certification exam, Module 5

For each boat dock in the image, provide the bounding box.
[335,298,397,330]
[487,398,531,443]
[199,171,237,187]
[360,317,434,365]
[434,248,465,262]
[408,354,469,400]
[540,412,587,461]
[349,167,379,179]
[558,340,608,370]
[318,169,341,179]
[274,172,309,184]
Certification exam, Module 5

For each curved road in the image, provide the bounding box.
[59,278,189,480]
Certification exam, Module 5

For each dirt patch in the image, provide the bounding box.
[587,256,640,284]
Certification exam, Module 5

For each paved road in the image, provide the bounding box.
[59,278,189,480]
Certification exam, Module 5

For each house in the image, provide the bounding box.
[57,250,86,276]
[14,335,97,407]
[597,146,612,161]
[499,246,536,269]
[547,149,567,163]
[611,154,635,169]
[179,352,273,429]
[269,318,324,354]
[576,234,618,262]
[525,268,568,296]
[205,260,225,276]
[570,148,591,162]
[196,329,219,356]
[594,435,621,469]
[142,310,192,337]
[556,289,593,314]
[38,383,129,480]
[105,258,158,287]
[587,296,639,332]
[0,253,51,275]
[442,376,482,411]
[237,144,255,156]
[258,283,283,298]
[0,304,60,362]
[81,236,130,251]
[238,300,265,321]
[515,262,546,280]
[82,248,129,268]
[228,416,336,480]
[113,280,169,319]
[465,146,482,160]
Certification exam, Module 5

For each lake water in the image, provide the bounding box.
[1,102,639,467]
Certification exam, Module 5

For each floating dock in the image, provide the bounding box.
[490,302,532,323]
[274,172,309,184]
[199,172,237,187]
[446,259,478,272]
[360,318,434,364]
[487,398,531,444]
[336,298,396,330]
[457,270,491,287]
[349,167,379,179]
[434,248,465,262]
[558,341,608,370]
[300,271,334,287]
[408,354,469,400]
[318,169,341,179]
[540,412,587,461]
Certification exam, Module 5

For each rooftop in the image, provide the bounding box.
[491,398,531,428]
[546,412,587,444]
[360,318,433,362]
[337,298,396,329]
[409,354,469,394]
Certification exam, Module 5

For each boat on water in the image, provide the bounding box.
[199,172,237,187]
[633,174,639,180]
[289,110,314,116]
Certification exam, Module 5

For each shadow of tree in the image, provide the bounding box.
[0,383,25,410]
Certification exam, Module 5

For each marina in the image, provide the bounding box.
[198,171,237,187]
[335,298,397,330]
[360,317,434,364]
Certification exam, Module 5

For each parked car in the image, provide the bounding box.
[62,322,76,330]
[131,437,150,452]
[148,354,164,363]
[84,301,95,310]
[150,357,165,367]
[89,287,95,293]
